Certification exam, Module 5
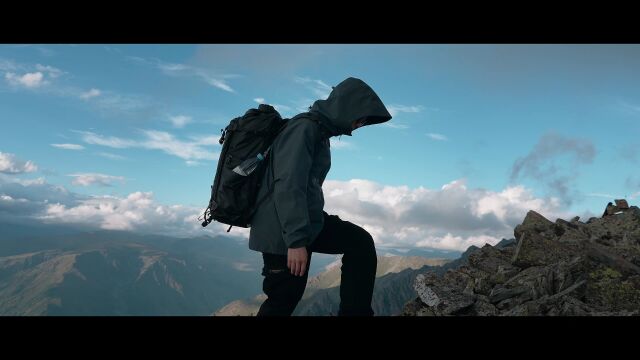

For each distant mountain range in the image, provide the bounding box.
[0,220,477,316]
[0,221,338,315]
[0,229,266,315]
[377,247,462,259]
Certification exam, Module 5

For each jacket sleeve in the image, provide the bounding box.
[272,119,318,249]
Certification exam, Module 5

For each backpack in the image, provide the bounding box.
[201,104,288,230]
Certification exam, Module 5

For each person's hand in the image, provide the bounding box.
[287,247,308,276]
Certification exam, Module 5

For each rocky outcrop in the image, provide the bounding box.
[403,203,640,316]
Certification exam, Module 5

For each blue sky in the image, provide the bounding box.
[1,44,639,251]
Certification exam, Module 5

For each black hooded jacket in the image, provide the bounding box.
[248,77,392,254]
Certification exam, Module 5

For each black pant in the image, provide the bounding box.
[256,212,378,316]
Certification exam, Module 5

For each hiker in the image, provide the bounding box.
[248,77,392,316]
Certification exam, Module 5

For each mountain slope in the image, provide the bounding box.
[292,248,480,316]
[0,230,265,315]
[0,224,341,316]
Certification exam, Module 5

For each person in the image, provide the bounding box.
[248,77,392,316]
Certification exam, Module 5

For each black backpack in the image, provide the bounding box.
[201,104,287,230]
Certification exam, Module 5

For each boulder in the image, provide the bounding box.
[514,210,555,240]
[414,273,476,315]
[511,231,575,268]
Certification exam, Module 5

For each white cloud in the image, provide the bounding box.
[1,60,63,87]
[292,98,314,113]
[0,162,581,252]
[41,192,157,231]
[0,171,242,238]
[187,134,220,146]
[294,77,332,99]
[76,130,220,163]
[96,152,126,160]
[2,62,63,89]
[382,123,409,130]
[35,64,63,78]
[330,138,354,150]
[141,130,219,161]
[39,191,235,237]
[415,234,499,251]
[169,115,192,128]
[75,131,136,149]
[48,86,150,113]
[586,193,618,199]
[427,133,448,141]
[5,72,46,88]
[0,175,79,221]
[0,175,46,187]
[322,178,568,251]
[0,152,38,174]
[272,104,293,116]
[387,104,425,117]
[205,78,234,93]
[2,59,150,115]
[251,97,292,114]
[51,143,85,150]
[157,63,189,72]
[0,193,33,204]
[130,56,238,93]
[44,86,150,114]
[126,56,150,65]
[68,173,125,187]
[1,173,237,238]
[91,92,151,113]
[80,88,101,100]
[0,58,17,71]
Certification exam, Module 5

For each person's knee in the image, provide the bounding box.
[351,228,377,264]
[360,228,376,249]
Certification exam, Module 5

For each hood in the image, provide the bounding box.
[309,77,392,136]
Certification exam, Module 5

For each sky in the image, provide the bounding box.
[1,44,639,251]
